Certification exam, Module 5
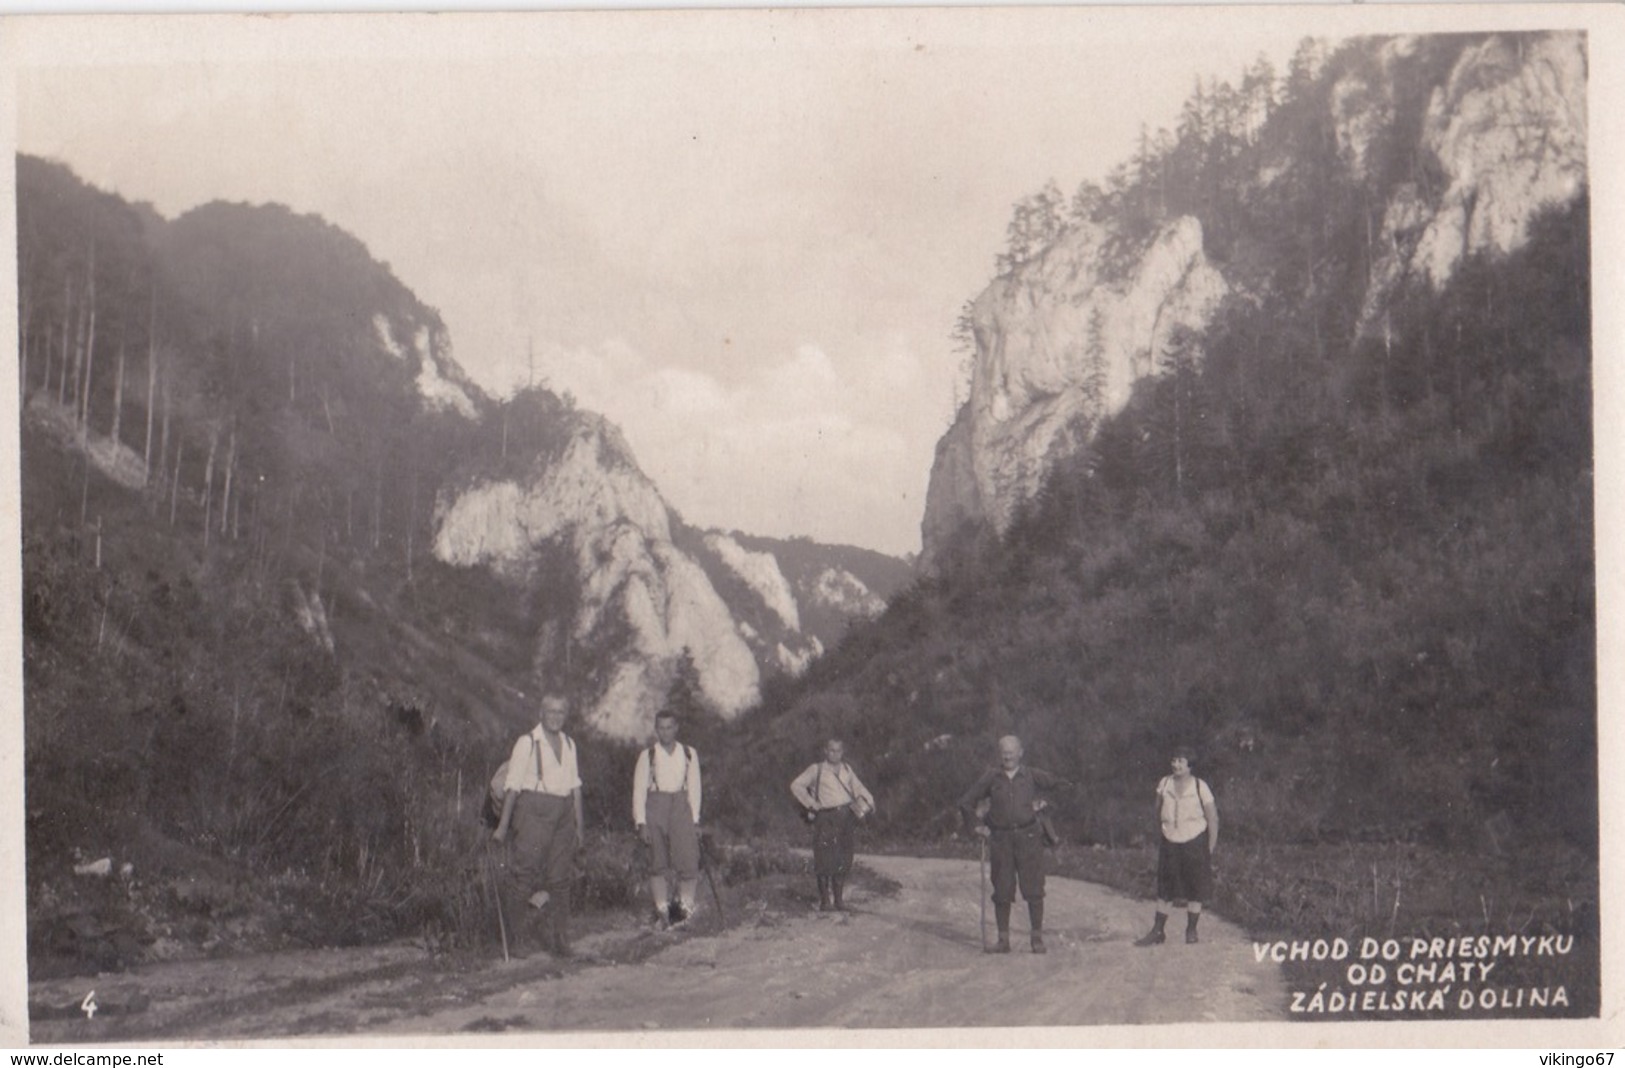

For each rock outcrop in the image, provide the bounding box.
[921,31,1587,568]
[922,215,1228,561]
[1360,33,1587,332]
[434,415,908,739]
[372,314,480,420]
[433,415,761,738]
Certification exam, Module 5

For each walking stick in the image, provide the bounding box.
[700,833,726,926]
[486,838,510,963]
[979,837,990,952]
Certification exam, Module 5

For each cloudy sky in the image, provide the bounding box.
[8,10,1375,554]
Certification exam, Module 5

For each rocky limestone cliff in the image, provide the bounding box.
[809,566,886,620]
[372,314,480,420]
[1359,33,1587,332]
[921,31,1586,567]
[689,531,897,672]
[433,415,760,738]
[922,215,1228,560]
[705,533,802,632]
[432,414,900,739]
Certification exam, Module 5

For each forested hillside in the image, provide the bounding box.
[17,155,910,975]
[19,155,546,972]
[709,34,1594,863]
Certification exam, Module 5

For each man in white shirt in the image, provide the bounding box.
[790,738,875,912]
[493,695,584,957]
[632,709,703,928]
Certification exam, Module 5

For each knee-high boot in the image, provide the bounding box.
[549,887,574,958]
[988,902,1012,953]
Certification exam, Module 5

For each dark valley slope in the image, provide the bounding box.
[709,32,1594,865]
[16,154,911,972]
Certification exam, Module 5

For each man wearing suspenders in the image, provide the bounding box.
[492,695,585,957]
[633,709,703,928]
[790,739,876,912]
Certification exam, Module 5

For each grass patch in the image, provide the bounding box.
[1047,838,1599,1020]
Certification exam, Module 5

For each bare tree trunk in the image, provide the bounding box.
[253,520,269,579]
[202,429,218,550]
[405,471,417,584]
[58,275,74,407]
[170,441,183,527]
[78,241,98,443]
[110,338,127,449]
[40,322,53,400]
[159,368,172,496]
[220,427,237,538]
[70,293,86,418]
[79,449,91,528]
[18,272,33,399]
[1172,365,1185,499]
[144,290,158,484]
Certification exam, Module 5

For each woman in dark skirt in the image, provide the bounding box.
[1134,746,1219,945]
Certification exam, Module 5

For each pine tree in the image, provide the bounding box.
[996,180,1068,274]
[1080,307,1110,430]
[663,648,709,721]
[1150,326,1207,502]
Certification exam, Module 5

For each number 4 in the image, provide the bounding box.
[80,990,97,1020]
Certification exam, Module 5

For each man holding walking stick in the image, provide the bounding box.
[492,695,584,958]
[958,735,1062,954]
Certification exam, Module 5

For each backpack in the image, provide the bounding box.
[481,763,510,829]
[482,734,573,829]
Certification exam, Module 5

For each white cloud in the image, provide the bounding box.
[644,367,731,418]
[532,334,932,553]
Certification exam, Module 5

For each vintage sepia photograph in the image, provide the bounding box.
[1,4,1619,1047]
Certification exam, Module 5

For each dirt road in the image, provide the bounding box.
[27,854,1286,1040]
